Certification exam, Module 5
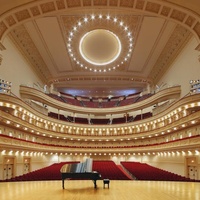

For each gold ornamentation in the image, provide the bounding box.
[193,22,200,38]
[135,0,145,10]
[56,0,66,10]
[40,2,56,13]
[160,6,171,17]
[0,53,2,65]
[0,21,7,39]
[146,2,161,14]
[66,0,81,7]
[109,0,118,6]
[9,25,51,82]
[15,9,31,22]
[170,9,187,22]
[30,6,41,16]
[61,14,138,72]
[120,0,134,8]
[148,25,192,83]
[83,0,92,6]
[93,0,107,6]
[185,16,196,27]
[5,16,16,27]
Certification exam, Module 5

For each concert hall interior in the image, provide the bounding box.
[0,0,200,199]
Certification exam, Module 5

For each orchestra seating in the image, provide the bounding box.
[4,160,130,182]
[2,161,198,182]
[121,161,192,182]
[92,160,131,180]
[6,162,79,182]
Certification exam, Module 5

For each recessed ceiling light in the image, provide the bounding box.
[67,14,134,73]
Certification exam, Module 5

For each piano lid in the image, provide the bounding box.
[60,158,93,173]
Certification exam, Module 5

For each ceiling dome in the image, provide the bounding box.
[79,29,121,66]
[66,14,134,73]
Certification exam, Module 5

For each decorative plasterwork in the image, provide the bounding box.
[8,25,52,83]
[0,0,200,93]
[0,0,200,42]
[148,25,193,84]
[0,53,2,65]
[50,75,151,89]
[0,21,7,39]
[195,44,200,62]
[0,42,6,65]
[15,9,31,22]
[61,14,139,72]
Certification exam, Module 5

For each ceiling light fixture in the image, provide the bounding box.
[67,14,134,73]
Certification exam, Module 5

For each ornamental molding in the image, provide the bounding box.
[61,14,138,72]
[148,25,193,83]
[0,42,6,65]
[0,53,2,65]
[8,25,52,83]
[0,0,200,43]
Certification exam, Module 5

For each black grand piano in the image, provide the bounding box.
[60,158,101,189]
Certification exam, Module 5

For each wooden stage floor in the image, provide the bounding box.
[0,180,199,200]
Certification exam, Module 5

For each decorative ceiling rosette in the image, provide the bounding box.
[62,14,136,72]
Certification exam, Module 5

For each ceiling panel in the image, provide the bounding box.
[35,17,73,73]
[8,7,192,97]
[142,21,176,77]
[128,16,166,73]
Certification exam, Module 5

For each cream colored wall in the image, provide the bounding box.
[158,37,200,97]
[142,154,186,176]
[0,37,44,97]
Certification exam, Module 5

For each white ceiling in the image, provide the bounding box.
[5,2,193,98]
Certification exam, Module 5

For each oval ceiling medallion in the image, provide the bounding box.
[79,29,121,66]
[67,14,134,73]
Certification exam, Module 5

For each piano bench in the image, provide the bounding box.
[103,179,110,188]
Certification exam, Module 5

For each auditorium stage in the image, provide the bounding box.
[0,180,199,200]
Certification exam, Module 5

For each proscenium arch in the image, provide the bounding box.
[0,0,200,46]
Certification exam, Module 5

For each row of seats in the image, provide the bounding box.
[92,160,130,180]
[2,161,130,182]
[3,162,79,182]
[121,161,193,182]
[47,93,153,108]
[48,112,152,124]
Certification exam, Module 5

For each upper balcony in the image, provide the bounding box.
[19,85,181,115]
[0,91,200,154]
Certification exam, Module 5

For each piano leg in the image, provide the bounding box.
[62,179,65,189]
[93,180,97,189]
